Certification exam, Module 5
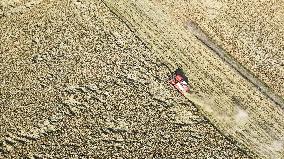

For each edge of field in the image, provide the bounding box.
[102,0,284,158]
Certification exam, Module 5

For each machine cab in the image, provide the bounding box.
[169,69,190,95]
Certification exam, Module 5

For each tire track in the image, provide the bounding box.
[0,0,252,157]
[186,20,284,109]
[100,1,284,158]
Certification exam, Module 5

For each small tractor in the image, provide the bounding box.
[169,68,190,95]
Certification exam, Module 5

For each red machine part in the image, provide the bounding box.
[169,74,190,95]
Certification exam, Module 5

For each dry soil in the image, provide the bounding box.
[0,0,252,158]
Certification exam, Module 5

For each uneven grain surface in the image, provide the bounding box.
[0,0,43,17]
[152,0,284,98]
[103,0,284,158]
[0,0,250,158]
[186,20,284,110]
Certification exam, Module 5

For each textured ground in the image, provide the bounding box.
[0,0,251,158]
[104,0,284,158]
[152,0,284,98]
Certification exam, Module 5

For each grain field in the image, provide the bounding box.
[0,0,252,158]
[103,0,284,158]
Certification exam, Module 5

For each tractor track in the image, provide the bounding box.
[186,20,284,109]
[0,0,252,158]
[100,1,284,158]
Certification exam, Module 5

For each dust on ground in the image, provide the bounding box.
[0,0,250,158]
[153,0,284,98]
[102,1,284,157]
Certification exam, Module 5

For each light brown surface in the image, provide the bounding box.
[0,0,250,158]
[103,0,284,158]
[153,0,284,98]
